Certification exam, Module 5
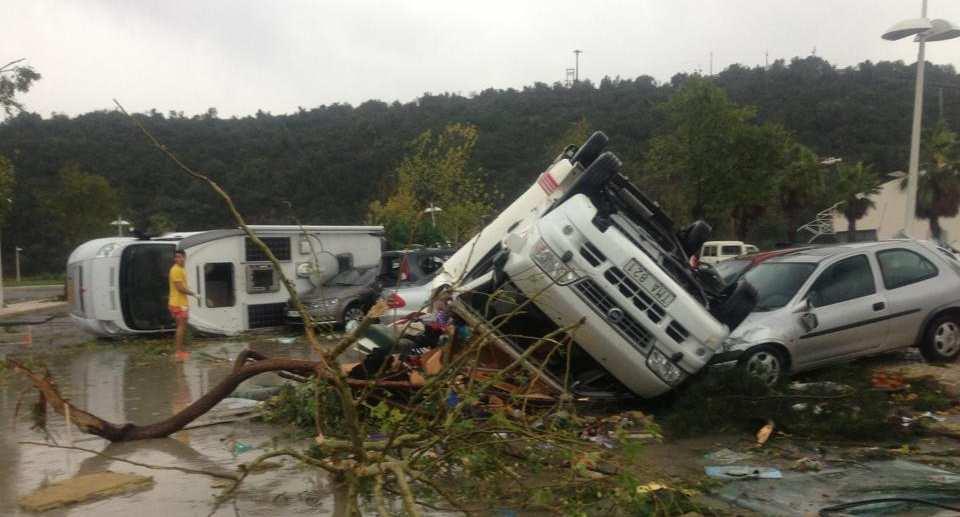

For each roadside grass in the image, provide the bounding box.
[5,275,65,287]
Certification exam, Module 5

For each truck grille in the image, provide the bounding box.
[579,241,607,267]
[573,279,653,354]
[603,267,667,323]
[667,321,689,344]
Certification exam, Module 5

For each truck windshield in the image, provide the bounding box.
[743,262,817,311]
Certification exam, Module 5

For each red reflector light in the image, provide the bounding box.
[387,292,405,309]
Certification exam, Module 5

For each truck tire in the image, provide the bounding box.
[577,151,622,193]
[712,280,757,330]
[678,220,712,257]
[570,131,609,168]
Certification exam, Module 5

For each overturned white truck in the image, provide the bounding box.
[436,132,756,398]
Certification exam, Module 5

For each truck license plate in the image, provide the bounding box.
[623,260,676,307]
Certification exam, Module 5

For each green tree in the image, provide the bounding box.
[915,120,960,241]
[44,164,120,252]
[645,78,791,239]
[146,213,177,235]
[834,162,882,242]
[369,124,491,247]
[778,144,827,243]
[0,59,41,117]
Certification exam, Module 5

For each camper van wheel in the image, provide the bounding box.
[343,304,366,324]
[570,131,609,168]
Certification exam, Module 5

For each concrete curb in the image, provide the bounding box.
[0,301,68,318]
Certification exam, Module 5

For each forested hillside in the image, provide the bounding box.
[1,56,958,274]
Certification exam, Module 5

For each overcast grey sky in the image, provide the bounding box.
[8,0,960,118]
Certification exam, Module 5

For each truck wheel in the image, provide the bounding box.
[570,131,609,168]
[712,280,757,330]
[921,314,960,362]
[738,345,786,387]
[577,152,622,192]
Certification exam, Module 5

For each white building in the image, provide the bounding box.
[829,175,960,247]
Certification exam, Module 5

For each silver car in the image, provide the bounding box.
[715,240,960,385]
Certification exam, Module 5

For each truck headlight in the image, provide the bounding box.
[530,239,579,285]
[646,348,686,386]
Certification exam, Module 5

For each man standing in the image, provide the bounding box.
[168,250,196,361]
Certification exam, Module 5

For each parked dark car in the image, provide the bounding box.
[379,248,454,287]
[286,266,381,326]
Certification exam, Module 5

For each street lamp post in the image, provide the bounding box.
[423,204,442,228]
[110,216,131,237]
[883,0,960,235]
[15,246,22,283]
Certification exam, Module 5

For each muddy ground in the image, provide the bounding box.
[2,316,960,516]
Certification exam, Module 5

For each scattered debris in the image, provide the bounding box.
[704,466,783,479]
[789,381,854,395]
[871,371,908,391]
[18,471,154,512]
[755,420,774,446]
[792,457,823,472]
[703,448,753,465]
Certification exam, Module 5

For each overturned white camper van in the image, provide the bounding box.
[68,225,384,337]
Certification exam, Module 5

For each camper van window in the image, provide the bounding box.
[337,254,353,272]
[245,237,291,262]
[204,263,235,308]
[327,267,378,287]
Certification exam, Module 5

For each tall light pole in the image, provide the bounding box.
[110,216,131,237]
[423,204,442,228]
[15,246,22,283]
[883,1,960,235]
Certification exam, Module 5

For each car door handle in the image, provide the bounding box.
[873,302,885,311]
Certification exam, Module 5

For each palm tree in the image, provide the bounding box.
[914,121,960,241]
[834,162,882,242]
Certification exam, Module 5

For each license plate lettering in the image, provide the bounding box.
[623,260,675,307]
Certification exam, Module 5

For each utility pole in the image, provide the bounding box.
[709,52,713,76]
[573,49,582,81]
[765,50,769,69]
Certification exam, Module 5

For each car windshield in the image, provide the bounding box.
[743,262,817,311]
[714,258,751,284]
[327,267,377,286]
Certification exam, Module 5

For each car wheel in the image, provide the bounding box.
[738,345,786,387]
[921,314,960,362]
[343,304,366,324]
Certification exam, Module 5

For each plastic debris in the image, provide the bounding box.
[703,448,752,465]
[704,466,783,479]
[232,441,254,456]
[871,371,908,391]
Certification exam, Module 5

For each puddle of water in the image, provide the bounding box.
[0,336,374,516]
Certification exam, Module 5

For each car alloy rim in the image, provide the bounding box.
[746,351,780,386]
[934,321,960,357]
[345,307,365,322]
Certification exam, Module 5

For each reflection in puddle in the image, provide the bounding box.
[0,337,367,516]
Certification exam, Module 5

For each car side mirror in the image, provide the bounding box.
[800,312,819,332]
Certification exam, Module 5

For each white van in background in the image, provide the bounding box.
[67,225,383,337]
[699,241,758,265]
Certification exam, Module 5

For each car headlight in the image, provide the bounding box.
[530,238,579,285]
[296,262,315,278]
[96,243,118,258]
[646,348,686,386]
[306,299,339,311]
